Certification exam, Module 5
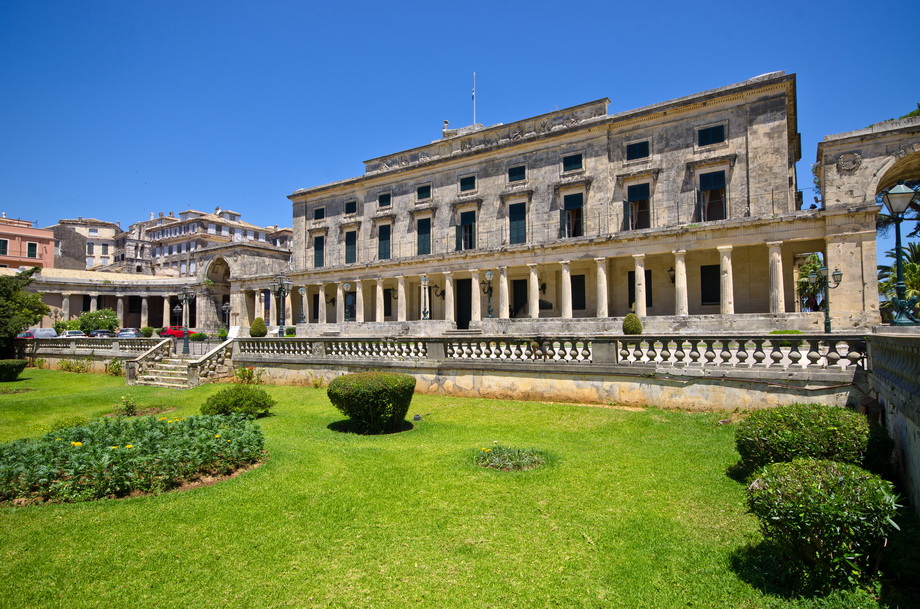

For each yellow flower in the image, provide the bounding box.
[55,438,62,441]
[214,434,221,438]
[125,444,133,449]
[110,446,118,449]
[158,417,167,421]
[485,448,491,452]
[70,441,82,447]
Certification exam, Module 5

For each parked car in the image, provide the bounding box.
[16,328,58,339]
[117,328,142,338]
[159,326,190,338]
[88,329,116,338]
[61,330,86,338]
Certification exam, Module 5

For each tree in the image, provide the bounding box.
[0,267,50,358]
[796,253,826,313]
[74,308,119,333]
[878,241,920,311]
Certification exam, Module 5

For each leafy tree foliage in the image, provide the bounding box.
[76,309,119,333]
[878,242,920,311]
[0,267,50,358]
[795,253,825,313]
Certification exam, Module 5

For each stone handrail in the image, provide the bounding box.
[125,338,173,383]
[187,339,236,387]
[867,335,920,425]
[15,337,161,357]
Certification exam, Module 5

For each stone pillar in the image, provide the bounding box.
[90,294,98,312]
[283,292,292,327]
[594,257,608,318]
[718,245,735,315]
[61,293,71,320]
[396,276,407,322]
[673,250,688,316]
[560,261,573,319]
[269,288,277,326]
[355,281,365,323]
[470,270,482,322]
[443,272,454,323]
[336,283,345,324]
[116,295,125,326]
[376,279,385,322]
[633,254,646,316]
[498,266,509,319]
[163,296,172,326]
[140,296,149,328]
[528,263,539,319]
[767,241,785,314]
[182,299,189,328]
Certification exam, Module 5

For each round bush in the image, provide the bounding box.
[249,317,268,338]
[0,360,28,382]
[189,332,208,342]
[622,313,643,335]
[747,459,899,591]
[735,403,868,470]
[140,326,154,338]
[327,372,416,434]
[201,385,276,418]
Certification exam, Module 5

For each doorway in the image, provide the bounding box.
[456,278,472,330]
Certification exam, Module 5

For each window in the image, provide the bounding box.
[562,153,583,172]
[572,275,586,310]
[345,200,357,214]
[700,264,720,305]
[561,193,583,238]
[416,185,431,201]
[459,175,476,192]
[417,217,431,255]
[508,202,526,245]
[89,228,98,235]
[378,224,391,260]
[314,235,325,268]
[101,243,109,255]
[625,183,651,230]
[87,243,94,255]
[383,289,394,317]
[0,239,7,255]
[508,165,526,182]
[697,124,725,147]
[456,210,476,251]
[344,230,357,264]
[314,207,325,220]
[627,270,653,309]
[626,141,649,161]
[26,242,38,258]
[378,193,391,207]
[698,170,727,221]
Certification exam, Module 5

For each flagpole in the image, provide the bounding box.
[472,72,476,125]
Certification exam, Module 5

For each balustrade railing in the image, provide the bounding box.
[445,337,592,362]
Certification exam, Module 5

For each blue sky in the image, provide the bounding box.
[0,0,916,259]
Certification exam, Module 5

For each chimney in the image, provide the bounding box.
[159,212,164,218]
[169,211,174,217]
[150,212,154,220]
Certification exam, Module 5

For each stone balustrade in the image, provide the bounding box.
[16,337,161,358]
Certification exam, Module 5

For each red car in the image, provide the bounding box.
[159,326,190,338]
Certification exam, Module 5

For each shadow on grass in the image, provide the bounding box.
[726,460,757,483]
[878,508,920,608]
[729,541,803,599]
[327,419,414,435]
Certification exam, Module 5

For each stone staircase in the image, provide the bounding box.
[134,356,192,388]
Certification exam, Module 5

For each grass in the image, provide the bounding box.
[1,369,918,608]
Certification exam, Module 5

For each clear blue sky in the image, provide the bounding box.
[0,0,916,258]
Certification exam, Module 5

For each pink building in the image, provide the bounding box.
[0,214,55,269]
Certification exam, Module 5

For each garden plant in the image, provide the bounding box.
[326,371,415,433]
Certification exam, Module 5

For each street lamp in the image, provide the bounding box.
[808,265,843,333]
[421,275,430,320]
[221,302,231,328]
[298,286,307,323]
[343,282,352,321]
[480,269,494,318]
[177,285,195,354]
[172,304,190,354]
[268,274,294,335]
[882,183,920,325]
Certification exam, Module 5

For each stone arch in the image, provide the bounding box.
[868,143,920,199]
[205,257,231,284]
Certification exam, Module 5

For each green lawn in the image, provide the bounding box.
[0,369,914,608]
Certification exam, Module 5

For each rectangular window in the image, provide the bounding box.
[561,193,584,238]
[0,239,7,255]
[627,270,653,309]
[697,124,726,147]
[626,141,650,161]
[417,217,431,255]
[378,224,391,260]
[314,235,325,268]
[89,228,98,235]
[698,170,727,221]
[416,184,431,200]
[101,243,109,255]
[87,242,94,255]
[345,200,357,214]
[562,153,583,172]
[626,183,651,230]
[456,210,476,251]
[700,264,721,305]
[314,207,325,220]
[378,193,391,207]
[508,202,526,245]
[26,242,38,258]
[508,165,526,182]
[571,274,586,310]
[344,231,357,264]
[459,175,476,192]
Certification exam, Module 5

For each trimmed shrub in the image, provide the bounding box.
[217,328,228,340]
[735,403,869,470]
[622,313,643,335]
[285,326,296,337]
[747,459,900,591]
[104,359,123,376]
[327,372,416,434]
[152,328,162,337]
[249,317,268,338]
[0,359,28,382]
[201,385,275,418]
[189,332,208,342]
[140,327,154,338]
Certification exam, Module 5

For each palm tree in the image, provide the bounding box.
[878,241,920,306]
[796,253,825,312]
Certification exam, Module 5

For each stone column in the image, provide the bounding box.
[633,254,646,316]
[375,279,385,322]
[336,282,345,324]
[269,288,278,325]
[718,245,735,315]
[443,272,454,323]
[594,257,608,318]
[673,250,688,316]
[283,292,292,327]
[230,291,245,328]
[61,293,71,320]
[470,270,482,322]
[116,295,125,326]
[528,263,539,319]
[560,261,573,319]
[140,296,149,328]
[396,276,407,322]
[498,266,509,319]
[90,294,98,312]
[163,296,172,326]
[355,281,365,323]
[767,241,785,314]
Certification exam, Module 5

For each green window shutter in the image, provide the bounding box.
[626,141,649,160]
[345,231,357,264]
[27,243,38,258]
[0,240,7,255]
[460,176,476,192]
[563,193,583,210]
[508,165,526,182]
[417,185,431,200]
[417,218,431,255]
[345,200,357,214]
[627,183,650,201]
[314,236,325,268]
[378,225,391,259]
[509,203,526,244]
[378,193,391,207]
[562,154,583,172]
[699,171,725,191]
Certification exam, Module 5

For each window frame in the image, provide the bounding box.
[344,230,357,264]
[313,234,325,268]
[313,206,326,221]
[560,191,584,239]
[625,182,651,230]
[697,169,728,222]
[0,239,7,256]
[378,223,392,260]
[459,174,477,193]
[26,242,38,258]
[416,184,432,201]
[377,192,392,208]
[508,202,527,245]
[417,217,431,256]
[625,140,650,162]
[507,165,526,183]
[561,152,584,173]
[344,200,357,215]
[456,209,477,251]
[700,264,721,306]
[696,123,727,148]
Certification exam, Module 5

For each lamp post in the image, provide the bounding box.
[221,302,231,328]
[172,304,190,354]
[298,286,306,323]
[268,274,293,335]
[808,265,843,333]
[177,285,195,354]
[343,282,353,321]
[480,270,494,318]
[882,183,920,325]
[420,275,430,320]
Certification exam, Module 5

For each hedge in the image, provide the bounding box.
[327,372,416,433]
[0,360,28,382]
